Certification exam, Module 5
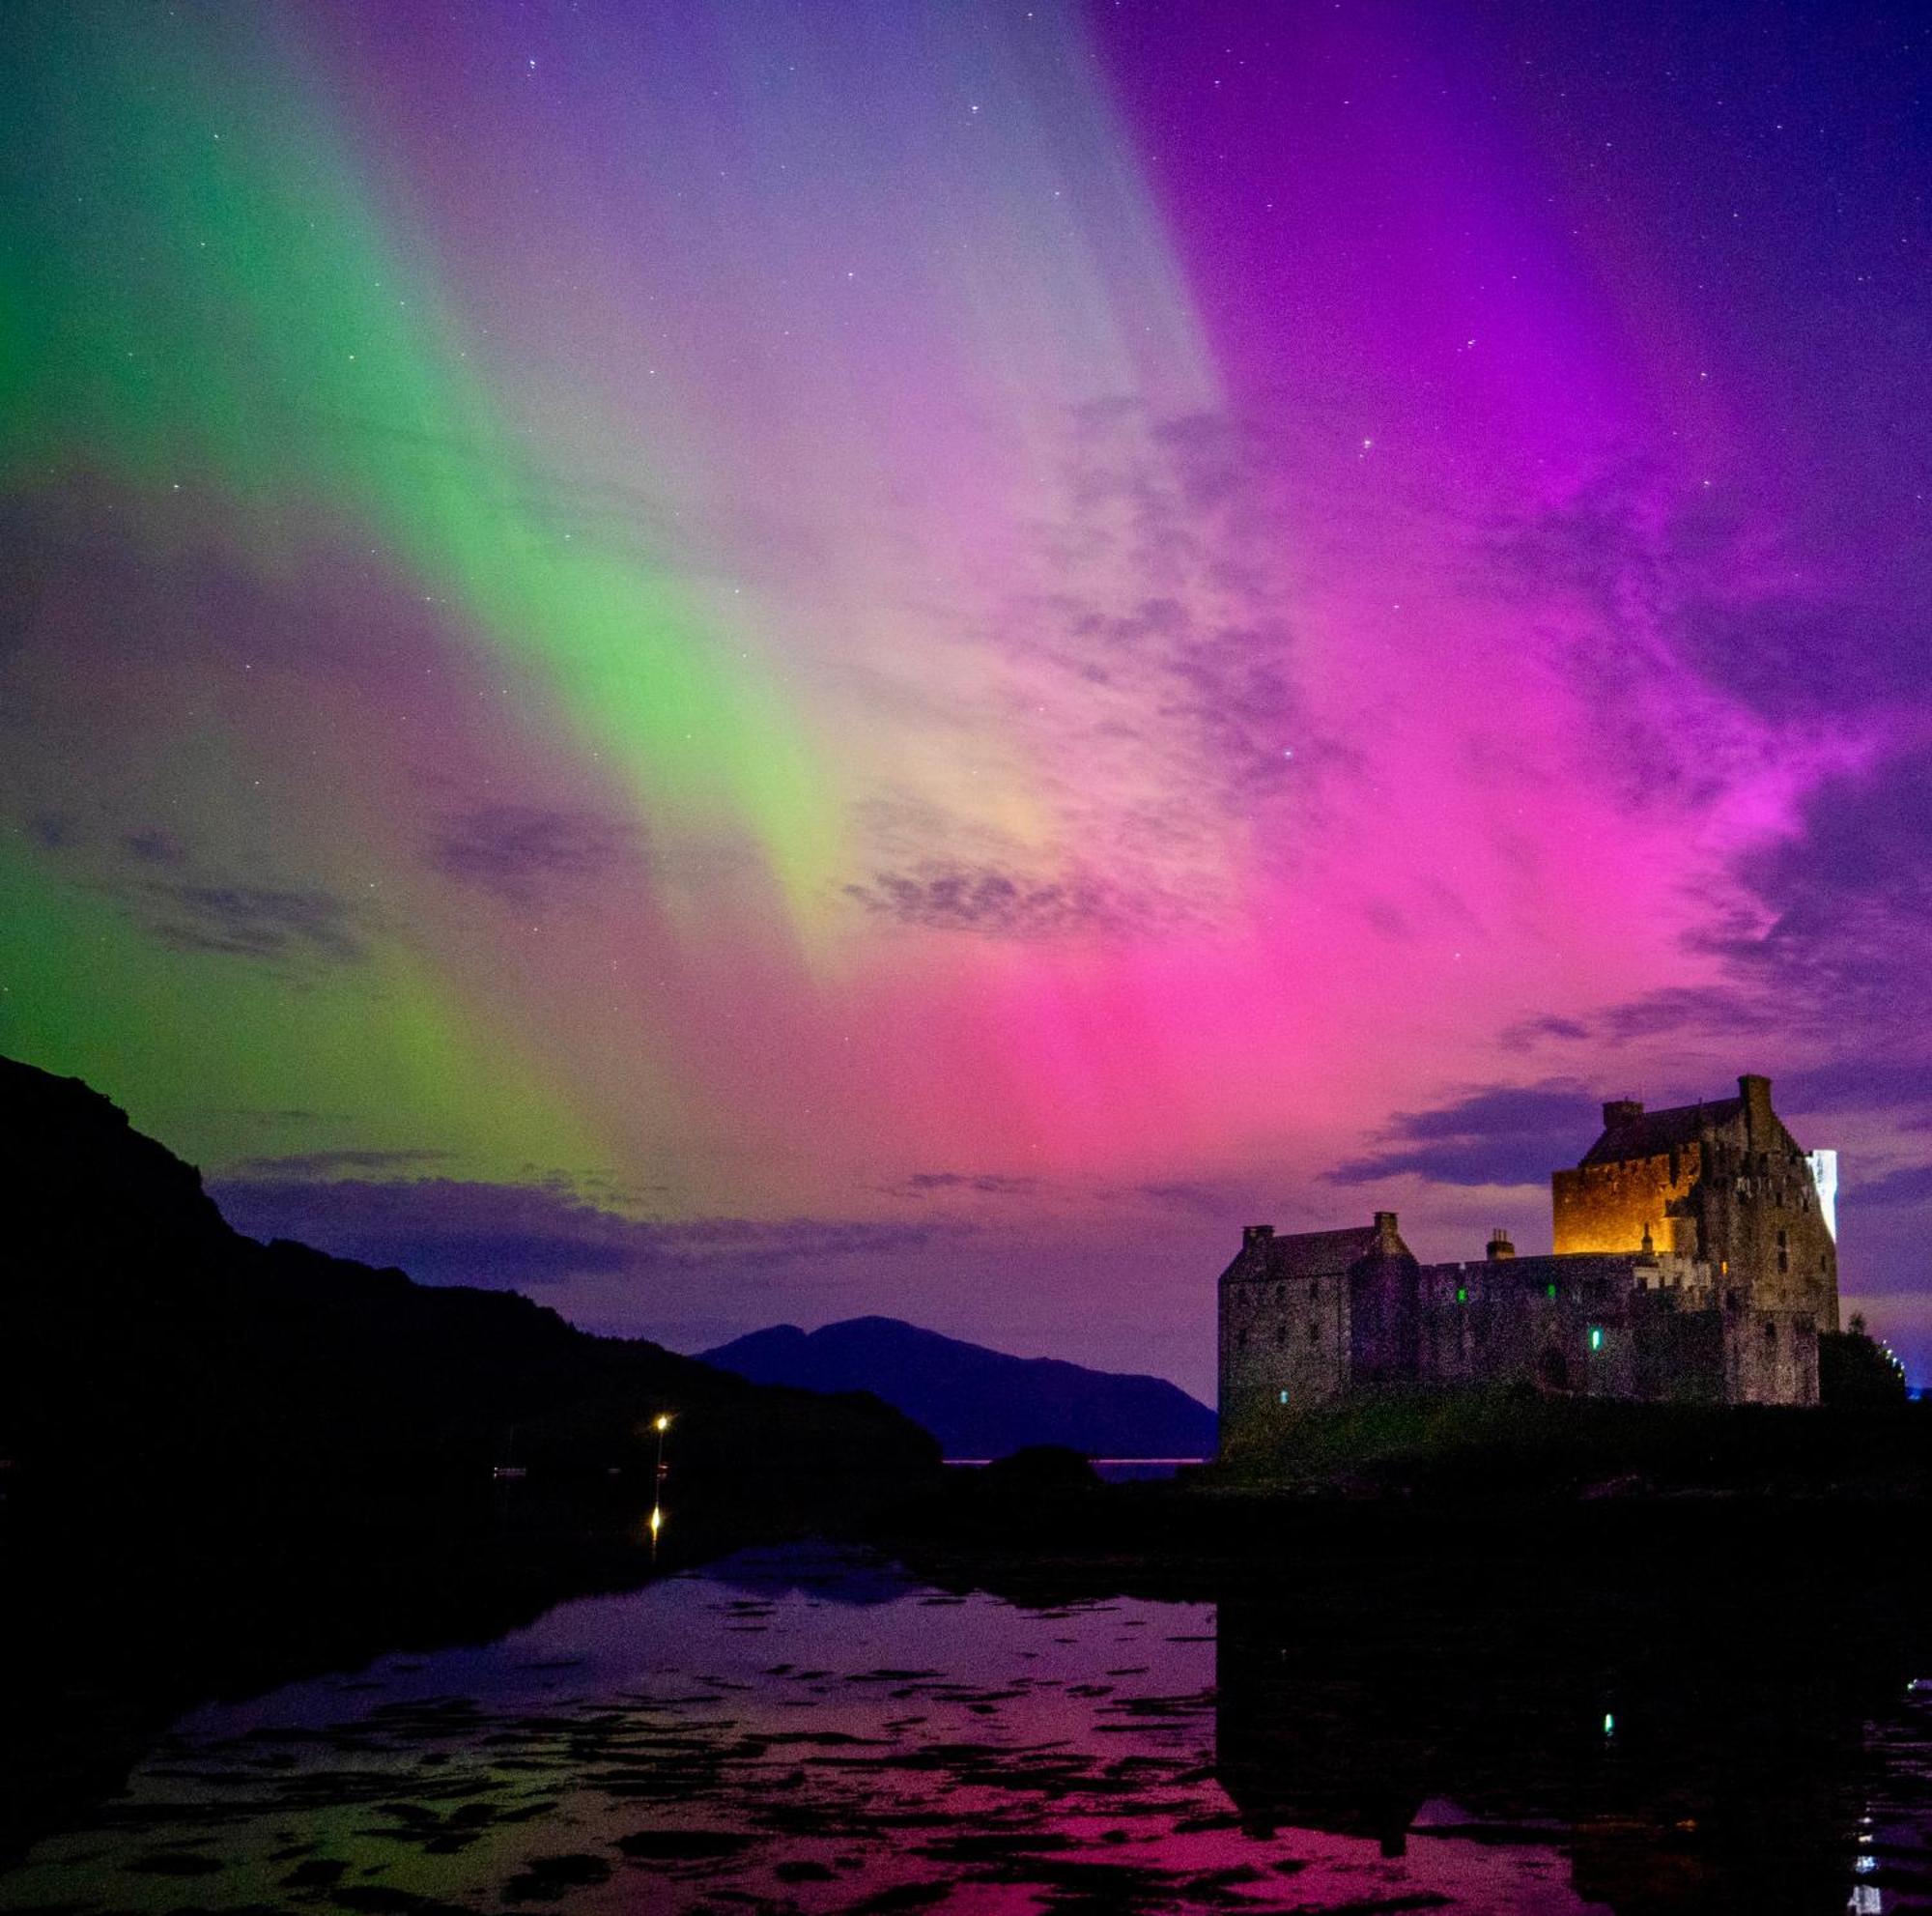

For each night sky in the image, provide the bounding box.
[5,1,1928,1397]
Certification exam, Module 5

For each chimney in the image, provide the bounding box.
[1739,1073,1773,1143]
[1603,1098,1644,1129]
[1242,1224,1274,1247]
[1487,1228,1516,1261]
[1373,1211,1401,1250]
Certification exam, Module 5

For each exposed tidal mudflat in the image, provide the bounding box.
[2,1539,1928,1915]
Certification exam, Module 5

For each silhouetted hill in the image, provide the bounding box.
[0,1057,939,1533]
[701,1316,1216,1459]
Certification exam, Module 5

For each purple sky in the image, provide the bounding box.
[5,1,1929,1396]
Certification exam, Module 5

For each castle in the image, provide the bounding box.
[1218,1075,1840,1443]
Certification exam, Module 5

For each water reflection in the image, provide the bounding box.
[0,1544,1924,1914]
[1215,1561,1928,1914]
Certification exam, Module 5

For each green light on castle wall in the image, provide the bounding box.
[1589,1327,1605,1352]
[1547,1283,1558,1300]
[1456,1287,1468,1303]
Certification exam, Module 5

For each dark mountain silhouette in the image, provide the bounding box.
[701,1316,1216,1460]
[0,1057,939,1533]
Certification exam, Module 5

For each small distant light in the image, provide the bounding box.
[1589,1327,1605,1352]
[1277,1389,1289,1406]
[655,1415,670,1432]
[1603,1711,1615,1735]
[1456,1287,1468,1304]
[1547,1283,1558,1300]
[649,1504,663,1536]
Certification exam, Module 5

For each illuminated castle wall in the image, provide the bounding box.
[1219,1075,1839,1448]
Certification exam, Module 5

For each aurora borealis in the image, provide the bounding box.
[5,1,1928,1393]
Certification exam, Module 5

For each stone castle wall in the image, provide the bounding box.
[1218,1229,1351,1439]
[1216,1077,1833,1445]
[1552,1150,1701,1255]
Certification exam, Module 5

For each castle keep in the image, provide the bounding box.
[1218,1075,1840,1444]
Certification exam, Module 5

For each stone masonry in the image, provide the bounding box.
[1218,1075,1839,1448]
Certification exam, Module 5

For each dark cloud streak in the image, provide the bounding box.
[1330,1081,1604,1188]
[431,803,634,903]
[209,1173,973,1294]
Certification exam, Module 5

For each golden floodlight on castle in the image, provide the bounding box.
[1219,1074,1840,1450]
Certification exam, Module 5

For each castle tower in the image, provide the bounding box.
[1550,1074,1837,1399]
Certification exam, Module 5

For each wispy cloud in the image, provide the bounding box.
[1330,1080,1604,1187]
[233,1147,451,1177]
[838,400,1350,942]
[209,1172,974,1293]
[1846,1163,1932,1210]
[139,880,366,965]
[897,1171,1042,1198]
[120,828,188,867]
[842,864,1135,940]
[431,803,634,903]
[1124,1179,1232,1216]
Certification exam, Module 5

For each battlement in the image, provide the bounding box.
[1217,1074,1840,1445]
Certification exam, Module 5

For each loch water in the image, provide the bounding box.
[2,1539,1927,1915]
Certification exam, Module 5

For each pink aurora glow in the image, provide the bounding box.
[6,2,1928,1391]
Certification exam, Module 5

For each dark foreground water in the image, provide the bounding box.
[3,1540,1928,1915]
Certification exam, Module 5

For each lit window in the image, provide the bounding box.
[1456,1287,1468,1303]
[1546,1283,1557,1300]
[1277,1389,1289,1406]
[1589,1327,1605,1351]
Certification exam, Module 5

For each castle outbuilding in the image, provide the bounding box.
[1218,1075,1839,1444]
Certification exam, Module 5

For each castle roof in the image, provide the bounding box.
[1244,1224,1395,1281]
[1580,1096,1743,1166]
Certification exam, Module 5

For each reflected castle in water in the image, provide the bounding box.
[1212,1551,1918,1916]
[1221,1074,1841,1438]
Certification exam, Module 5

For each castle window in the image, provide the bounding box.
[1456,1286,1468,1304]
[1588,1327,1605,1352]
[1547,1282,1558,1300]
[1307,1321,1320,1345]
[1237,1330,1249,1350]
[1274,1326,1287,1346]
[1278,1389,1290,1406]
[1765,1321,1777,1348]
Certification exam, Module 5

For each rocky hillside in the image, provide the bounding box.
[0,1057,940,1530]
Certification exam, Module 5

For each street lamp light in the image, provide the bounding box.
[650,1414,671,1557]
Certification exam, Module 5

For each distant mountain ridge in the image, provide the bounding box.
[700,1316,1216,1461]
[0,1057,938,1525]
